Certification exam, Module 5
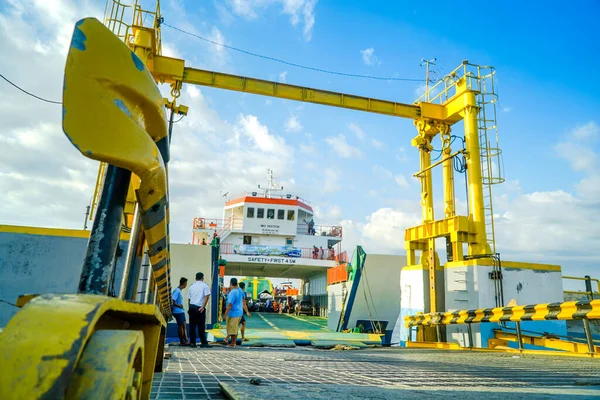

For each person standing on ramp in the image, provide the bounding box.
[223,277,244,348]
[172,277,189,346]
[187,272,211,348]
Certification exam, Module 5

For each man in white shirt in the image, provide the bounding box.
[187,272,211,348]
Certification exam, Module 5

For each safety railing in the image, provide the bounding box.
[192,217,243,232]
[104,0,162,53]
[297,223,343,237]
[563,275,600,301]
[405,300,600,355]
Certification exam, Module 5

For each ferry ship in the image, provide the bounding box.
[190,170,346,316]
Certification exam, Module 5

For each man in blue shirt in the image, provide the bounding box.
[223,277,244,348]
[172,277,189,346]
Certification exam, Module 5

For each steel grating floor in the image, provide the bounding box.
[151,346,600,399]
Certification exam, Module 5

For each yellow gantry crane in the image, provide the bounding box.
[0,0,507,398]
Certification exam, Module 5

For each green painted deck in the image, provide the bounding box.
[208,313,381,346]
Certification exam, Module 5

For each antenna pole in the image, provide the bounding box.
[420,58,437,102]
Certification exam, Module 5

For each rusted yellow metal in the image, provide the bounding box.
[66,330,145,399]
[408,341,598,358]
[62,17,172,315]
[0,294,165,400]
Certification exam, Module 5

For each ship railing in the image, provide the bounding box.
[192,217,243,232]
[219,243,338,261]
[297,223,342,237]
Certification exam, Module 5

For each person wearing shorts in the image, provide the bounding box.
[172,277,189,346]
[223,277,244,348]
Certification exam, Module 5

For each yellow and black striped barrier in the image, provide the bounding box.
[405,300,600,327]
[405,300,600,354]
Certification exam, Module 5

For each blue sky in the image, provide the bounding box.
[0,0,599,284]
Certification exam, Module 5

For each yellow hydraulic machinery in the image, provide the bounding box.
[0,0,526,397]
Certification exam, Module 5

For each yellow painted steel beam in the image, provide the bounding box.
[0,224,130,241]
[493,330,600,354]
[150,55,446,120]
[404,215,473,243]
[183,67,424,118]
[446,259,561,272]
[0,294,165,400]
[62,18,172,316]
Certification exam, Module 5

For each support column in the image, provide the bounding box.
[462,94,489,255]
[441,126,455,219]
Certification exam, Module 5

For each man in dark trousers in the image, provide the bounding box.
[187,272,211,348]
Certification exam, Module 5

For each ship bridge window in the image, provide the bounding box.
[247,207,255,218]
[287,210,295,221]
[267,209,275,219]
[277,209,285,220]
[243,235,252,244]
[257,208,264,218]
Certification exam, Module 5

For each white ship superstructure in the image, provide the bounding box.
[191,170,345,310]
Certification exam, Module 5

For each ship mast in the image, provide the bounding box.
[258,169,283,198]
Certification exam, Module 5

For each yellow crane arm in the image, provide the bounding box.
[151,55,446,121]
[182,67,421,119]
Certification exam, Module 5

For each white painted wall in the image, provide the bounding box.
[445,264,565,347]
[169,244,213,321]
[306,272,327,295]
[327,282,345,331]
[327,255,404,340]
[398,268,428,343]
[240,203,299,236]
[349,255,404,337]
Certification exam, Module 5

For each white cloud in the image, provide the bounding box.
[304,161,317,170]
[299,133,318,155]
[207,26,229,68]
[227,0,318,41]
[236,114,291,155]
[555,121,598,171]
[227,0,259,18]
[0,1,298,244]
[571,121,599,140]
[285,114,302,132]
[279,71,288,82]
[490,121,600,273]
[324,133,362,158]
[396,146,408,162]
[300,143,317,155]
[372,165,393,179]
[348,123,365,140]
[360,47,381,66]
[340,207,421,255]
[371,138,385,150]
[323,168,341,194]
[503,107,511,113]
[394,174,409,188]
[314,203,343,224]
